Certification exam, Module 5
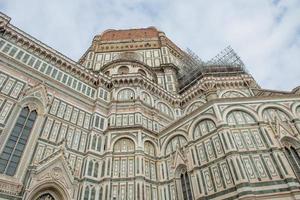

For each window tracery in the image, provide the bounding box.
[157,102,174,119]
[186,101,204,113]
[113,138,135,152]
[222,91,246,98]
[193,119,216,139]
[0,106,37,176]
[117,89,135,101]
[166,135,187,155]
[227,110,255,125]
[144,141,155,156]
[141,92,152,106]
[263,108,290,122]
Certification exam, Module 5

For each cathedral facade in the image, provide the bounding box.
[1,12,300,200]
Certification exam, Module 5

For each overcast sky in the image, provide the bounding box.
[0,0,299,91]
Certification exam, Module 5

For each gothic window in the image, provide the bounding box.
[97,136,101,151]
[0,106,37,176]
[91,135,97,149]
[91,135,101,152]
[113,138,135,152]
[84,186,90,200]
[227,110,255,125]
[222,91,246,98]
[118,66,129,74]
[186,101,204,113]
[263,108,290,122]
[87,160,93,176]
[94,162,99,177]
[157,102,174,119]
[112,138,136,195]
[99,187,103,200]
[87,160,99,178]
[165,135,187,155]
[180,171,193,200]
[144,141,155,156]
[117,89,135,101]
[193,119,216,139]
[101,161,105,177]
[141,92,152,106]
[91,188,96,200]
[285,146,300,179]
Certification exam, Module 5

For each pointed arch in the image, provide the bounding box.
[164,134,188,156]
[281,136,300,180]
[226,110,256,125]
[219,90,248,98]
[141,91,153,106]
[184,100,206,114]
[291,102,300,118]
[222,105,259,124]
[188,114,218,140]
[144,140,156,156]
[113,137,135,152]
[156,101,174,119]
[117,88,135,100]
[25,181,71,200]
[258,103,294,122]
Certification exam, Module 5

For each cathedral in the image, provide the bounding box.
[1,12,300,200]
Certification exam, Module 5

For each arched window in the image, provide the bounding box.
[186,101,204,113]
[87,160,93,176]
[94,162,99,177]
[99,187,103,200]
[193,119,216,139]
[0,106,37,176]
[101,161,105,177]
[181,171,193,200]
[91,135,97,149]
[118,66,129,74]
[112,138,136,188]
[117,89,135,101]
[263,108,290,122]
[166,135,187,155]
[91,188,96,200]
[157,102,174,119]
[141,92,152,106]
[84,186,90,200]
[285,146,300,179]
[113,138,135,152]
[97,137,101,152]
[144,141,155,156]
[138,69,146,76]
[222,91,246,98]
[227,110,255,125]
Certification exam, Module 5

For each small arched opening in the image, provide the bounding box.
[118,66,129,74]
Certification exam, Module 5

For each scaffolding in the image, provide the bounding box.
[178,46,247,93]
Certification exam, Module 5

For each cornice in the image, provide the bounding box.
[0,12,109,88]
[159,93,300,136]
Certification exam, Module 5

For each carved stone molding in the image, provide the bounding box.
[0,178,22,195]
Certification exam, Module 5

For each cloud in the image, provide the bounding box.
[0,0,300,90]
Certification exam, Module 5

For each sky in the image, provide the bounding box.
[0,0,300,91]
